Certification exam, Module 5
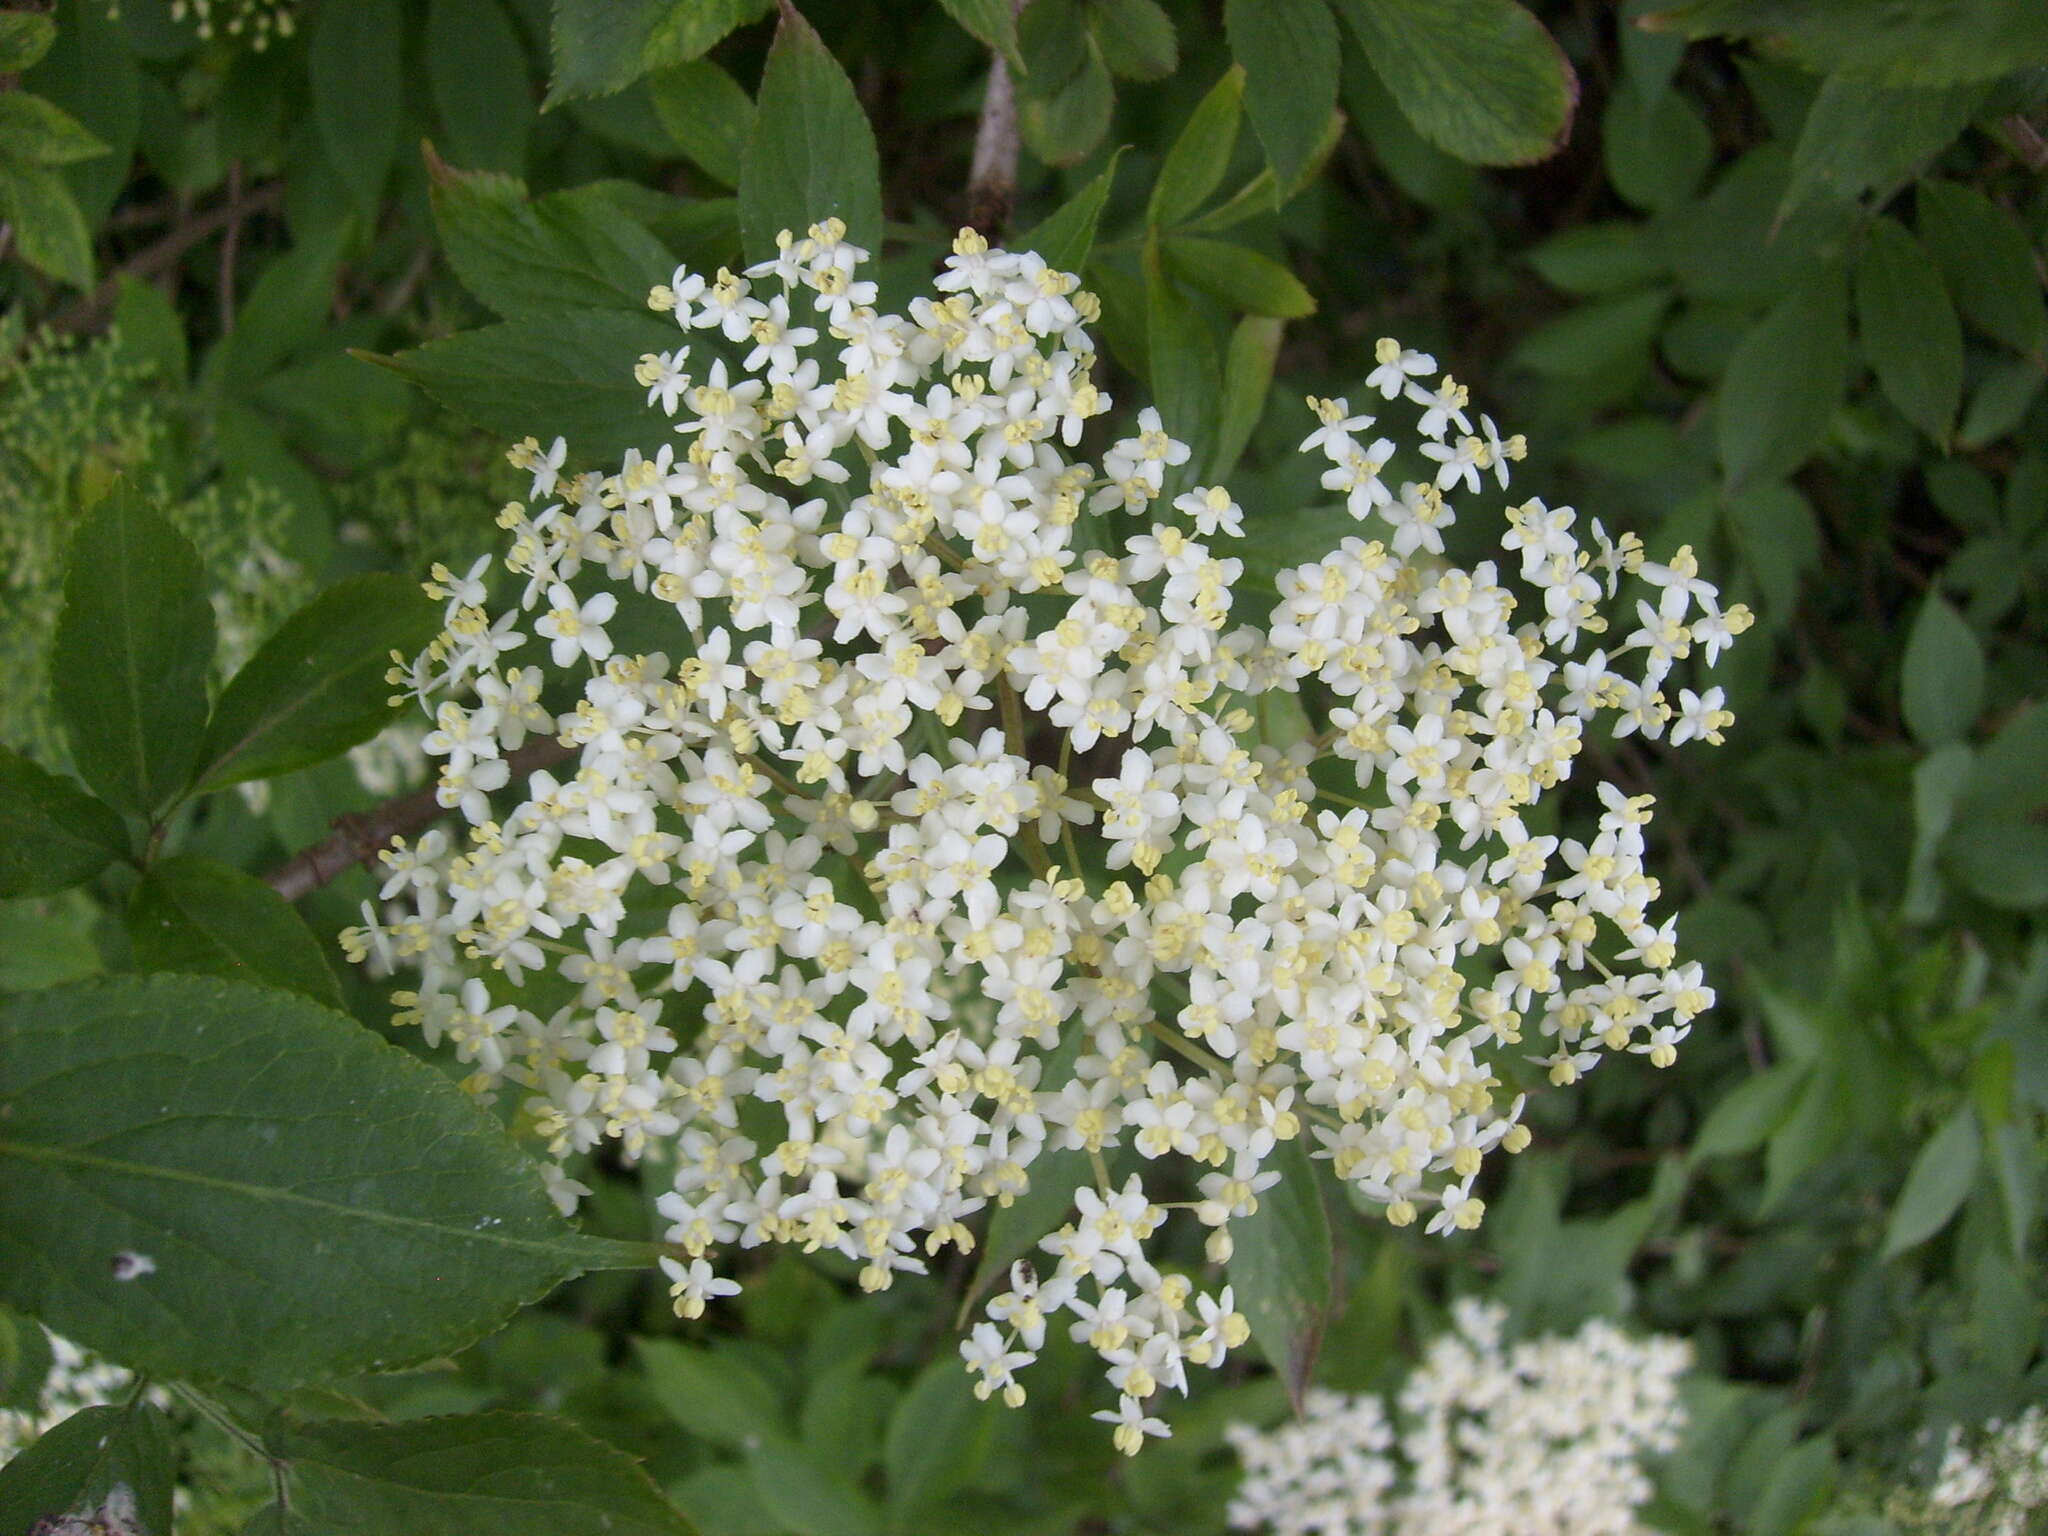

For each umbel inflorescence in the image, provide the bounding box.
[346,221,1746,1449]
[1227,1300,1691,1535]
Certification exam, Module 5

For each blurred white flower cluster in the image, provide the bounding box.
[1,1333,144,1461]
[1227,1300,1690,1534]
[347,222,1741,1445]
[1924,1406,2048,1535]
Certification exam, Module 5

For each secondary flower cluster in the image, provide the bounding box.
[347,222,1741,1446]
[1922,1407,2048,1536]
[0,1333,149,1463]
[1227,1301,1690,1535]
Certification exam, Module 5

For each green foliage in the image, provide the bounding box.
[309,0,405,216]
[430,162,681,318]
[1331,0,1576,165]
[0,1402,176,1536]
[1226,0,1339,194]
[192,572,439,794]
[0,975,609,1391]
[0,749,129,901]
[49,487,216,818]
[1227,1136,1332,1411]
[126,853,341,1004]
[256,1412,699,1534]
[739,7,883,261]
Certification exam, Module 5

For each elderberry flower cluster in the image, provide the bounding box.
[102,0,299,50]
[1920,1407,2048,1535]
[0,1334,154,1462]
[347,221,1743,1448]
[1226,1301,1690,1535]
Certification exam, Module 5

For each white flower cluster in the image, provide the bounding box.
[348,222,1741,1446]
[1227,1300,1689,1535]
[1926,1407,2048,1535]
[0,1333,147,1462]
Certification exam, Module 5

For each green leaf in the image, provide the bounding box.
[738,6,883,263]
[0,1306,54,1410]
[1899,593,1984,747]
[648,0,774,68]
[127,855,341,1005]
[1942,704,2048,909]
[1715,267,1851,488]
[426,0,534,176]
[0,93,108,166]
[647,59,755,188]
[964,1151,1088,1318]
[1855,216,1963,446]
[1602,82,1710,212]
[1883,1108,1980,1257]
[547,0,771,107]
[1989,1121,2038,1262]
[1211,313,1284,482]
[1918,180,2048,357]
[1171,234,1310,319]
[0,974,602,1391]
[1088,0,1178,81]
[937,0,1025,72]
[1227,0,1341,191]
[1163,236,1315,318]
[548,0,668,104]
[50,487,214,819]
[1748,1435,1837,1536]
[1331,0,1576,166]
[1527,221,1664,296]
[883,1357,995,1518]
[309,0,403,215]
[113,273,187,383]
[1958,359,2046,450]
[0,160,94,289]
[1149,66,1245,229]
[1510,285,1668,378]
[207,223,350,394]
[1339,42,1477,209]
[266,1411,697,1534]
[1636,0,2048,88]
[1761,1064,1849,1213]
[635,1337,787,1451]
[192,573,439,796]
[800,1358,886,1471]
[0,748,129,900]
[0,11,55,72]
[370,306,681,465]
[1226,1135,1331,1410]
[1723,479,1821,620]
[0,1403,176,1536]
[1145,236,1221,487]
[1905,741,1974,921]
[1781,74,1984,222]
[1692,1062,1809,1160]
[1020,23,1115,166]
[27,0,137,230]
[429,161,678,317]
[1020,147,1126,273]
[746,1439,882,1536]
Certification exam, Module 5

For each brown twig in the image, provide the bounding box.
[265,737,574,902]
[963,0,1029,237]
[50,181,283,333]
[218,161,243,335]
[377,241,436,317]
[2000,113,2048,173]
